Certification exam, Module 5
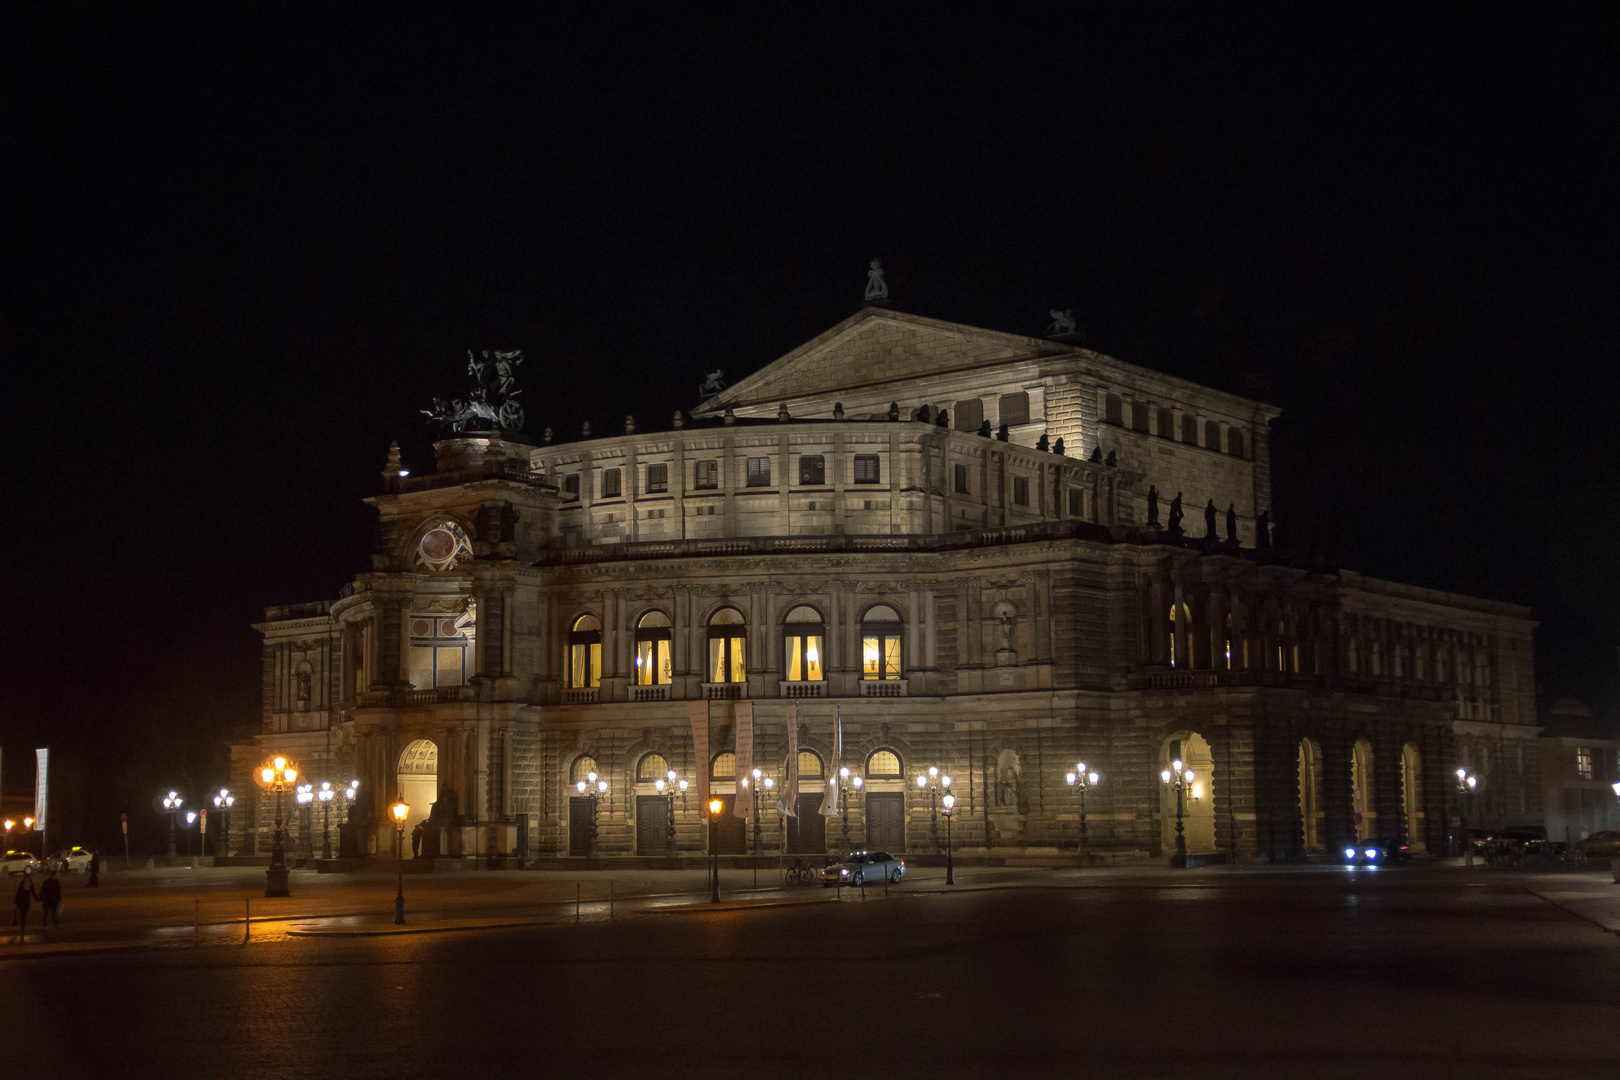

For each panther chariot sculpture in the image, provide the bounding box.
[422,349,526,432]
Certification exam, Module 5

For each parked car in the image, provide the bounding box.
[2,851,40,876]
[821,851,905,886]
[46,847,93,872]
[1497,825,1547,855]
[1343,836,1411,866]
[1579,831,1620,858]
[1464,828,1496,854]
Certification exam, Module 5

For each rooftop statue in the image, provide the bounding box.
[698,369,727,399]
[422,349,526,433]
[1046,308,1077,336]
[864,258,889,303]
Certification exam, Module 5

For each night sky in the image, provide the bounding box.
[4,7,1618,850]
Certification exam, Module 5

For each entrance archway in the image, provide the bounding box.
[1160,732,1216,855]
[1401,742,1424,850]
[1297,738,1324,853]
[397,739,438,856]
[1351,738,1375,841]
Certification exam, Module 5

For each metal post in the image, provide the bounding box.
[394,825,406,924]
[1079,787,1088,862]
[929,788,939,853]
[244,897,250,943]
[266,786,289,897]
[665,790,677,857]
[709,812,720,903]
[322,803,332,861]
[945,813,954,886]
[1174,785,1187,867]
[168,811,178,858]
[839,778,850,853]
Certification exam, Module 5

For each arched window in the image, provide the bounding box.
[867,749,902,777]
[635,611,672,686]
[568,615,602,688]
[711,751,736,780]
[707,607,747,683]
[797,750,824,779]
[861,604,903,681]
[637,752,670,782]
[784,605,825,682]
[570,755,600,783]
[1168,603,1190,667]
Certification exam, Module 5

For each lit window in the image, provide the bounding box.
[860,604,903,680]
[853,455,880,484]
[746,457,771,487]
[637,753,670,782]
[711,752,736,780]
[694,460,719,490]
[407,612,468,688]
[646,463,668,493]
[867,749,902,777]
[707,607,747,683]
[784,605,824,682]
[634,611,672,686]
[568,614,602,688]
[571,755,599,783]
[1576,746,1594,781]
[798,455,825,485]
[797,750,824,779]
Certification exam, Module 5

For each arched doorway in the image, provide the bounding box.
[397,740,438,857]
[1351,738,1375,842]
[1297,738,1323,853]
[1160,732,1216,855]
[1401,742,1424,850]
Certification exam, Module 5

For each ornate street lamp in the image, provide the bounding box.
[915,767,951,853]
[185,811,198,857]
[708,797,724,902]
[941,792,956,886]
[317,782,336,860]
[2,819,12,852]
[161,792,183,858]
[390,798,410,924]
[834,767,864,853]
[575,771,608,857]
[653,769,687,857]
[1065,763,1101,862]
[23,816,35,859]
[747,767,775,856]
[295,784,316,864]
[1160,759,1197,869]
[213,789,234,858]
[1455,768,1479,867]
[255,755,298,897]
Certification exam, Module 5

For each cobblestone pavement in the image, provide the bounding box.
[1,863,1616,1079]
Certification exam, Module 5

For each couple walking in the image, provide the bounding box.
[11,870,62,941]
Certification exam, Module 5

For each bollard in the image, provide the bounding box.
[244,897,250,944]
[575,883,580,922]
[609,881,614,919]
[194,900,200,943]
[860,873,865,901]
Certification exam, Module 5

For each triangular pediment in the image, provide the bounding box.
[692,307,1081,414]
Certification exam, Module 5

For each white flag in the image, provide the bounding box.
[734,701,754,818]
[819,704,842,817]
[777,702,798,817]
[688,701,709,809]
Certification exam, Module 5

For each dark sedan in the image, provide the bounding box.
[1344,837,1411,866]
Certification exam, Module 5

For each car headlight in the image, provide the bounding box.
[840,869,849,876]
[1365,849,1377,858]
[1344,847,1357,858]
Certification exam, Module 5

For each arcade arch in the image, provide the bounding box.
[1160,731,1216,855]
[396,739,438,850]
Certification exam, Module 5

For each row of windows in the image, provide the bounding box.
[562,456,884,501]
[570,747,905,785]
[567,604,905,687]
[1103,394,1246,458]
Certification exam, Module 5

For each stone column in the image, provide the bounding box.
[1373,725,1404,843]
[1321,731,1355,857]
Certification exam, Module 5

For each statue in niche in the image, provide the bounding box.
[1256,510,1272,551]
[994,749,1022,809]
[422,348,526,432]
[1204,499,1218,538]
[992,601,1018,666]
[1046,308,1078,336]
[295,669,311,711]
[697,370,727,399]
[1226,503,1239,544]
[1147,485,1160,527]
[864,258,889,303]
[1167,492,1185,536]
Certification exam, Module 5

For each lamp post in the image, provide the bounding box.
[915,767,951,853]
[763,775,776,854]
[185,811,197,857]
[708,797,723,902]
[654,770,687,857]
[1065,763,1101,863]
[941,792,956,885]
[318,782,336,860]
[575,772,607,857]
[391,798,410,924]
[295,784,315,865]
[213,790,234,858]
[23,816,35,859]
[161,792,183,858]
[255,755,298,897]
[1160,758,1196,869]
[748,768,775,856]
[1455,768,1479,867]
[2,819,12,853]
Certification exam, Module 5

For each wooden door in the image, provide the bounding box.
[712,795,748,854]
[636,795,670,855]
[865,792,905,852]
[788,793,827,855]
[568,796,593,856]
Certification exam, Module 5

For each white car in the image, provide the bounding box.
[821,851,906,886]
[2,851,40,876]
[47,847,93,872]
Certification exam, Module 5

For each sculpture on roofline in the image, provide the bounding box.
[698,369,727,399]
[864,258,889,303]
[422,349,526,432]
[1046,308,1078,336]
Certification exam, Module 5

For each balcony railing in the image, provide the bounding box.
[355,685,471,708]
[630,684,670,702]
[562,687,599,704]
[702,682,746,700]
[1125,668,1449,700]
[779,681,826,698]
[858,679,907,698]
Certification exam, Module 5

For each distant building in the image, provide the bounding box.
[1538,696,1620,843]
[235,304,1541,865]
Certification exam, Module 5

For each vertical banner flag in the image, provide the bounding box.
[778,701,798,817]
[820,704,842,817]
[688,701,710,809]
[34,747,49,834]
[733,701,754,818]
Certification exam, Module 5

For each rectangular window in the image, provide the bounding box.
[1105,394,1124,425]
[1013,476,1029,506]
[997,392,1030,428]
[1205,420,1221,449]
[1157,408,1175,438]
[1576,746,1594,780]
[798,455,825,485]
[1227,429,1245,458]
[853,455,880,484]
[569,643,602,688]
[746,456,771,487]
[563,474,580,501]
[1068,490,1082,516]
[1131,401,1149,432]
[1181,414,1197,444]
[954,398,984,432]
[694,459,718,490]
[953,463,968,494]
[646,463,668,493]
[602,468,621,498]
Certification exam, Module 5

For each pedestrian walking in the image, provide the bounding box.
[12,873,38,941]
[40,871,61,928]
[87,849,101,887]
[411,820,425,859]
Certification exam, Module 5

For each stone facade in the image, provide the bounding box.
[234,306,1541,865]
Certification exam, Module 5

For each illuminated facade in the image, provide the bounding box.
[236,306,1541,864]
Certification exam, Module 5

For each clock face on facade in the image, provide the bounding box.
[414,520,472,573]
